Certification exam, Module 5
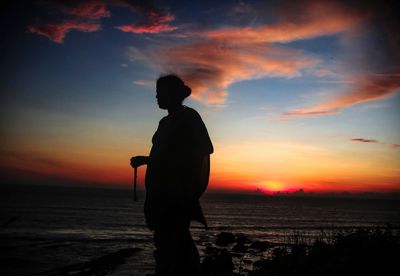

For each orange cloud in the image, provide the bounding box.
[150,43,319,104]
[127,1,365,105]
[27,21,101,43]
[206,9,361,44]
[117,11,177,34]
[281,73,400,119]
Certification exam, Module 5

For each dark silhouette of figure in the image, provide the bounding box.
[130,74,213,276]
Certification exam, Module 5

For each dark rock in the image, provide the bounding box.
[242,259,253,264]
[232,243,248,253]
[205,245,219,255]
[202,249,233,275]
[250,241,271,252]
[216,232,235,247]
[253,258,270,269]
[235,234,251,245]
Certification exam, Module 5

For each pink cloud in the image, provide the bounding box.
[27,1,108,43]
[275,1,400,120]
[117,11,177,34]
[153,43,318,104]
[205,1,362,44]
[63,1,110,19]
[28,21,101,43]
[28,1,176,43]
[281,73,400,119]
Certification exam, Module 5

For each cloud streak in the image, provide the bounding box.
[28,0,177,43]
[28,21,101,43]
[27,1,108,43]
[278,0,400,119]
[351,138,378,143]
[62,1,111,19]
[155,43,319,104]
[117,11,177,34]
[205,2,362,44]
[281,73,400,119]
[350,137,400,149]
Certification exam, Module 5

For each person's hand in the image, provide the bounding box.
[130,156,148,168]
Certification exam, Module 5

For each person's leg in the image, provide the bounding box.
[173,219,201,276]
[183,228,201,276]
[153,207,201,276]
[153,226,173,276]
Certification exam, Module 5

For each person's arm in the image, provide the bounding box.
[130,156,149,168]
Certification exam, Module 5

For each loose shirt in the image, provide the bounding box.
[145,106,213,229]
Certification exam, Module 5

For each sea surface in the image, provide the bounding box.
[1,184,399,275]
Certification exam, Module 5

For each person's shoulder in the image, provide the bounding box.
[182,106,206,128]
[183,106,202,119]
[159,114,169,125]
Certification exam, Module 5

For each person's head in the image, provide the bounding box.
[156,74,191,109]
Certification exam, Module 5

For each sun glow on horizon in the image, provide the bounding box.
[257,180,289,194]
[262,180,285,191]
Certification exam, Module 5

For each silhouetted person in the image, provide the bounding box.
[130,74,213,276]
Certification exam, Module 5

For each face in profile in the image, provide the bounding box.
[156,83,170,109]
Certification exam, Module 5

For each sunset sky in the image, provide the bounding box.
[1,0,399,193]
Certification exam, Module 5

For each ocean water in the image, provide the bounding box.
[1,184,399,275]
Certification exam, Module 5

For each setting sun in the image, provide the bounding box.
[259,180,287,193]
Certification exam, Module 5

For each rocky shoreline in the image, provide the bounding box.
[31,248,142,276]
[13,227,399,276]
[200,228,400,276]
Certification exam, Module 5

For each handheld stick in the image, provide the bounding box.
[133,167,137,201]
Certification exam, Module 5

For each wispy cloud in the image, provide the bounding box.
[27,1,108,43]
[27,0,177,43]
[280,73,400,119]
[277,0,400,119]
[62,1,111,19]
[114,0,177,34]
[205,2,362,44]
[117,11,177,34]
[155,43,318,104]
[132,79,154,87]
[350,138,400,149]
[351,138,378,143]
[28,21,101,43]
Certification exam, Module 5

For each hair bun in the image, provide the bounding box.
[183,85,191,98]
